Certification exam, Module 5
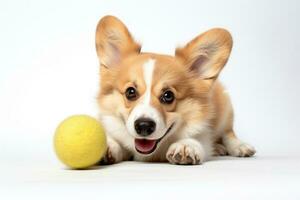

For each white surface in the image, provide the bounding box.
[0,0,300,199]
[1,155,300,199]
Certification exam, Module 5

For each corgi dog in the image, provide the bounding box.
[96,16,255,165]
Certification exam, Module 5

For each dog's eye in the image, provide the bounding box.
[125,87,138,101]
[160,90,175,104]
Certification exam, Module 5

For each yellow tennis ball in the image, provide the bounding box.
[54,115,107,169]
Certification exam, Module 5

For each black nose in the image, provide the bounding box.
[134,118,156,136]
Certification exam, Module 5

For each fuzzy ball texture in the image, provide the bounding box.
[54,115,107,169]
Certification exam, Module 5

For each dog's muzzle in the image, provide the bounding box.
[134,123,174,154]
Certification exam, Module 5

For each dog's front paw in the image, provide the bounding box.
[228,142,256,157]
[166,139,204,165]
[101,137,123,165]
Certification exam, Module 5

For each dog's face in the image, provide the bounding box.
[109,54,193,154]
[96,16,232,155]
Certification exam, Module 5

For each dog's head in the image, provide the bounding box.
[96,16,232,155]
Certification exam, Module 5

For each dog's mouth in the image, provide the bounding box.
[134,123,174,155]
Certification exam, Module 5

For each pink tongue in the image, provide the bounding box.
[135,139,157,153]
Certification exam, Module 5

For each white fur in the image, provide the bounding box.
[143,59,155,104]
[126,59,168,140]
[178,122,213,159]
[180,121,211,138]
[175,120,214,159]
[166,138,205,164]
[223,135,256,157]
[105,135,124,163]
[100,115,134,150]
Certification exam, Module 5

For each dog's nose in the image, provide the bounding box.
[134,118,156,136]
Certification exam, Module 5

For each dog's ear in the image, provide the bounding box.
[175,28,232,81]
[95,15,141,68]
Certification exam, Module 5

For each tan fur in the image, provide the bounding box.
[96,16,256,164]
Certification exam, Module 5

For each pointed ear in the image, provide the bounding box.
[175,28,233,80]
[95,16,141,68]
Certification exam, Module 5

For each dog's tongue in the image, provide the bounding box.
[134,139,156,154]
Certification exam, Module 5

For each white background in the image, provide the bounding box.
[0,0,300,199]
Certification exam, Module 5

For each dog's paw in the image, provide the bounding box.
[213,143,228,156]
[101,137,123,165]
[227,142,256,157]
[166,140,204,165]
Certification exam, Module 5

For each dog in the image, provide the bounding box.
[96,15,256,165]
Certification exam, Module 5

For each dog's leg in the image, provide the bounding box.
[101,136,131,164]
[222,130,256,157]
[213,143,228,156]
[166,138,208,165]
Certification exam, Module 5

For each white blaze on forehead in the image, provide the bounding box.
[142,59,156,104]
